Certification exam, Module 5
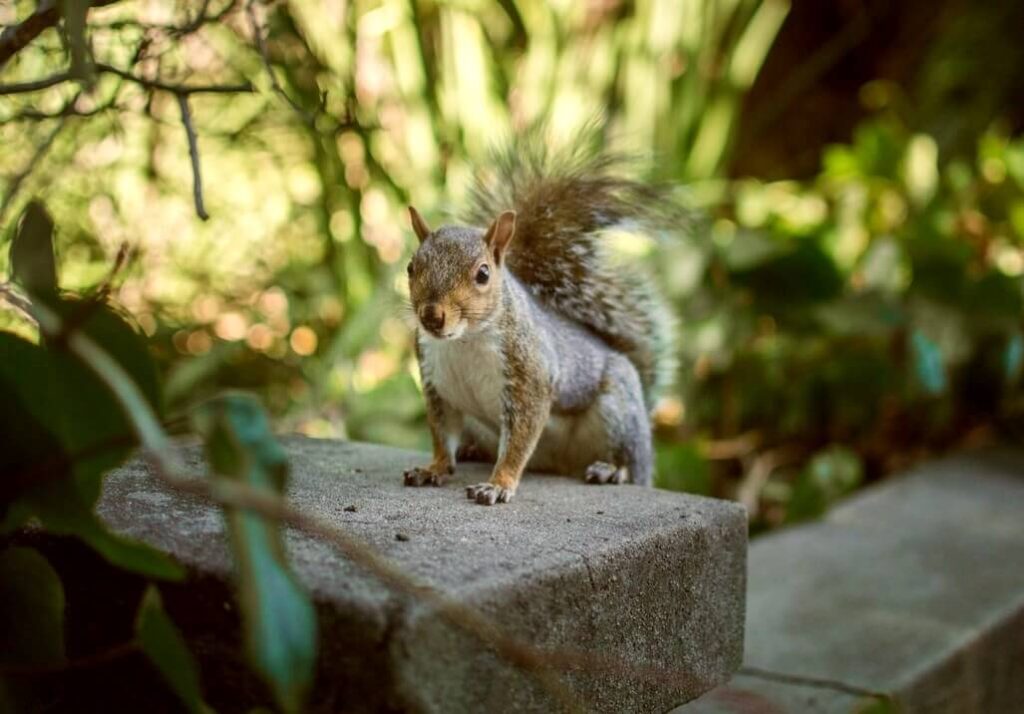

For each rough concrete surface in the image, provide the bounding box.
[88,436,746,713]
[681,449,1024,714]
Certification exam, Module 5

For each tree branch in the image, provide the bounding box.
[176,94,209,220]
[0,64,253,96]
[0,0,59,70]
[0,0,121,70]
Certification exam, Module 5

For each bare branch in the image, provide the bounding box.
[245,0,312,124]
[96,62,254,95]
[0,71,72,95]
[0,63,253,96]
[93,243,132,300]
[0,0,58,70]
[176,94,209,221]
[0,0,121,70]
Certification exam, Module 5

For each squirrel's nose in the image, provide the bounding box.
[419,303,446,332]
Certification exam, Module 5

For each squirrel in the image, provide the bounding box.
[402,127,679,505]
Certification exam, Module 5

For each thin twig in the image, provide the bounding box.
[0,64,253,96]
[700,430,762,460]
[97,62,254,95]
[245,0,315,125]
[93,243,132,301]
[176,94,209,221]
[735,445,803,517]
[0,72,72,95]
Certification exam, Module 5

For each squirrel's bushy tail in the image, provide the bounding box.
[464,122,681,407]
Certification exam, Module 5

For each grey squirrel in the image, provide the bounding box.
[403,128,678,505]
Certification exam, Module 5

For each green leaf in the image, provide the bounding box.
[192,394,317,714]
[0,333,70,518]
[9,201,58,295]
[0,547,65,667]
[47,298,163,501]
[16,479,184,580]
[910,328,947,395]
[0,547,67,711]
[136,586,208,714]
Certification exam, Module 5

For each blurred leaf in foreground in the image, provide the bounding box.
[0,331,182,579]
[193,393,316,714]
[9,201,58,297]
[0,547,65,667]
[136,586,209,714]
[0,547,65,710]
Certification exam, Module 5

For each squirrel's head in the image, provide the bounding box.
[406,206,516,341]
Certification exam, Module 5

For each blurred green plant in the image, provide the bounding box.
[660,116,1024,529]
[1,202,313,712]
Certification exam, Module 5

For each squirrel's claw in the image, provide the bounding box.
[403,466,447,487]
[465,483,513,505]
[585,461,628,485]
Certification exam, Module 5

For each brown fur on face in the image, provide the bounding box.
[406,210,515,340]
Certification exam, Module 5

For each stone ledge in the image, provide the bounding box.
[681,449,1024,714]
[56,436,746,713]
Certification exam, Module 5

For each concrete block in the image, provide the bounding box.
[72,437,747,713]
[681,449,1024,714]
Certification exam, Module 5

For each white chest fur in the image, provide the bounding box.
[419,331,505,427]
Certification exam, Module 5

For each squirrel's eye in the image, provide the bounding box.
[406,262,414,277]
[475,264,490,285]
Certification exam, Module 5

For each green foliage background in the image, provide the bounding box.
[1,0,1024,707]
[2,0,1023,526]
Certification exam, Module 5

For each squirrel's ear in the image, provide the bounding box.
[408,206,432,243]
[484,210,517,264]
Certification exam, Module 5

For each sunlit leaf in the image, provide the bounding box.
[136,586,209,714]
[192,393,317,714]
[9,201,58,296]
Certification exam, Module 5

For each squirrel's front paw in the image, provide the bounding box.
[465,482,514,505]
[585,461,628,485]
[403,466,449,487]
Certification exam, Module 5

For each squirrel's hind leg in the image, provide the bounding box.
[586,353,654,486]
